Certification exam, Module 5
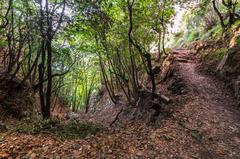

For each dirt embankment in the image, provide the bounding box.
[0,73,35,120]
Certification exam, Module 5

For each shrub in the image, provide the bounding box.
[14,118,103,139]
[174,32,184,39]
[211,25,222,38]
[232,20,240,29]
[187,31,200,42]
[57,120,102,139]
[236,36,240,45]
[215,48,228,61]
[201,25,222,40]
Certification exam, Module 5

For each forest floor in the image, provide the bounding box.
[1,49,240,159]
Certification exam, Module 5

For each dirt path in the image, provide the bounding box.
[1,49,240,159]
[171,49,240,158]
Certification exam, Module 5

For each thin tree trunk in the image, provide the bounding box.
[127,0,156,99]
[45,39,52,119]
[39,41,46,118]
[157,31,162,61]
[212,0,227,28]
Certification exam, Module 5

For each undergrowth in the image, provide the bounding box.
[232,20,240,29]
[169,19,236,48]
[236,36,240,45]
[187,31,200,42]
[215,48,228,61]
[13,118,103,140]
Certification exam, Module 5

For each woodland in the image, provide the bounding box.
[0,0,240,158]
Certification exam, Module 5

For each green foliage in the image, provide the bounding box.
[4,0,231,117]
[14,118,60,134]
[200,24,222,40]
[171,29,200,47]
[174,32,184,38]
[171,32,184,46]
[236,37,240,45]
[211,26,222,38]
[187,31,200,42]
[164,48,172,54]
[168,0,238,48]
[202,48,228,63]
[56,120,103,139]
[0,38,7,48]
[14,118,103,139]
[215,48,228,61]
[232,20,240,29]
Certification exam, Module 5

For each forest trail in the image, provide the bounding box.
[174,48,240,127]
[1,49,240,159]
[169,49,240,158]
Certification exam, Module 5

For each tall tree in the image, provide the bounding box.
[37,0,66,118]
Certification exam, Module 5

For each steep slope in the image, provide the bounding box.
[0,72,34,120]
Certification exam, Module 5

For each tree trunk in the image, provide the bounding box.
[161,23,166,55]
[39,41,47,118]
[157,31,162,61]
[212,0,227,28]
[45,39,52,119]
[144,53,156,99]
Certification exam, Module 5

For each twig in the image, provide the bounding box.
[110,107,124,126]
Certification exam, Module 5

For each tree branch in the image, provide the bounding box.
[0,0,12,29]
